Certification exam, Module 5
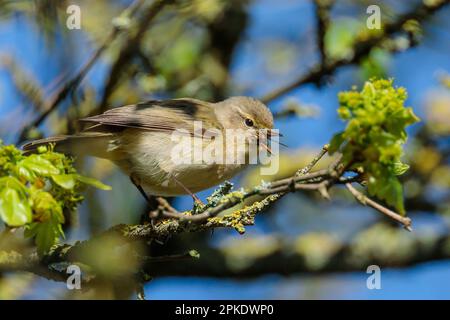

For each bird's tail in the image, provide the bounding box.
[22,132,114,158]
[22,135,71,154]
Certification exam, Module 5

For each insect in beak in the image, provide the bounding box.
[267,130,283,139]
[266,130,287,150]
[260,142,272,155]
[256,129,285,155]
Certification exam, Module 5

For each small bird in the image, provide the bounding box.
[23,96,277,201]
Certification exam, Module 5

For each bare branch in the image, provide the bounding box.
[17,0,146,143]
[141,227,450,278]
[296,144,329,176]
[313,0,334,64]
[167,145,332,222]
[97,0,172,113]
[345,182,412,231]
[261,0,450,103]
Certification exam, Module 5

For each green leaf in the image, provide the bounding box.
[384,178,405,215]
[0,176,28,196]
[360,48,390,79]
[32,190,65,223]
[76,175,112,190]
[0,188,32,226]
[16,165,34,181]
[325,18,361,60]
[19,155,59,176]
[189,250,200,259]
[36,145,48,154]
[0,142,86,254]
[331,79,420,216]
[393,162,409,176]
[52,174,76,189]
[328,132,345,154]
[25,217,64,256]
[337,106,352,119]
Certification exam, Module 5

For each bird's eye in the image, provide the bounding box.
[245,118,254,127]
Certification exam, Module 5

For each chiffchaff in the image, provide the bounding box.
[23,97,279,199]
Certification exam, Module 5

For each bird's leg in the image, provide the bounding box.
[130,175,152,204]
[171,176,204,207]
[129,176,181,223]
[154,197,179,215]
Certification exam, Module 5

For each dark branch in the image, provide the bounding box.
[313,0,334,64]
[4,224,450,281]
[16,0,146,144]
[97,0,171,113]
[261,0,450,103]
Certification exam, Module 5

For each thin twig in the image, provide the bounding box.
[17,0,146,144]
[97,0,171,113]
[165,192,257,222]
[314,0,334,65]
[141,250,199,263]
[296,144,329,176]
[269,169,329,189]
[169,145,332,222]
[345,182,412,231]
[261,0,450,103]
[259,181,329,195]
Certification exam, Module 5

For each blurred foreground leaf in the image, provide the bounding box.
[0,141,111,255]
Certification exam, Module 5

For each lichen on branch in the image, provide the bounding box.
[0,79,419,286]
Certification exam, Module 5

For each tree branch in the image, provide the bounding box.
[313,0,334,64]
[141,226,450,278]
[4,224,450,281]
[97,0,172,113]
[345,183,412,231]
[0,140,415,286]
[261,0,450,103]
[16,0,146,144]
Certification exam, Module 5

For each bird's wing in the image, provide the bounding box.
[80,99,221,135]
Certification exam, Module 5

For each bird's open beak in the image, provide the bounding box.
[267,130,283,139]
[260,142,272,155]
[260,129,284,155]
